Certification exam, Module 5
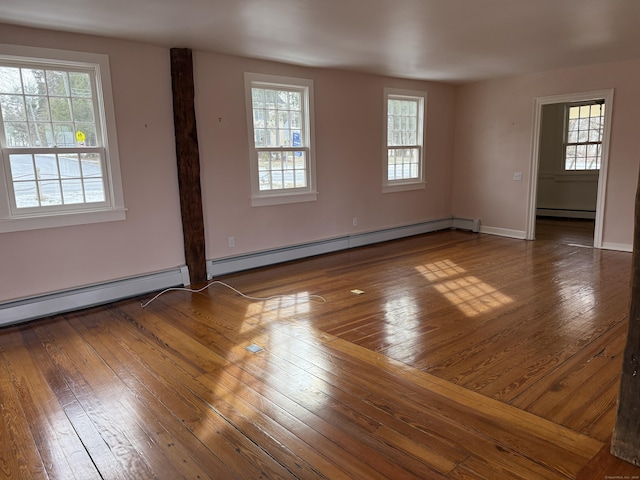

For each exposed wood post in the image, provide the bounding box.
[170,48,207,285]
[611,168,640,465]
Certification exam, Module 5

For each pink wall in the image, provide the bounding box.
[452,59,640,247]
[0,24,185,302]
[0,24,456,303]
[194,52,456,259]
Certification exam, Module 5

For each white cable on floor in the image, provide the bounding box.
[140,279,326,308]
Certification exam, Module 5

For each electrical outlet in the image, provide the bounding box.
[353,217,358,226]
[513,172,523,181]
[228,236,235,247]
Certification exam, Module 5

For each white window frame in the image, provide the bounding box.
[383,88,426,193]
[244,72,317,207]
[562,100,605,173]
[0,44,125,233]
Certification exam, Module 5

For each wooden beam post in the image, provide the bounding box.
[170,48,207,285]
[611,168,640,465]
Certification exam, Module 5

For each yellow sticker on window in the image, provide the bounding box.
[76,131,86,143]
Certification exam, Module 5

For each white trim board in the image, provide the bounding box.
[0,266,188,326]
[479,226,527,240]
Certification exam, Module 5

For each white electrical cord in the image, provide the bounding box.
[140,279,326,308]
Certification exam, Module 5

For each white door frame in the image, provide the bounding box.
[526,89,614,247]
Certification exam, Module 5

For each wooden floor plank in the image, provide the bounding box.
[0,332,49,480]
[2,327,100,480]
[66,310,238,480]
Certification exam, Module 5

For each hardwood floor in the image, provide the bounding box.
[1,227,638,479]
[535,217,595,246]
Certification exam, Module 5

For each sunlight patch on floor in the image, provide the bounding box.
[416,261,513,317]
[244,292,313,323]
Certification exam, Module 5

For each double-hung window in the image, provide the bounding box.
[383,88,426,193]
[245,73,317,207]
[564,100,605,171]
[0,45,125,232]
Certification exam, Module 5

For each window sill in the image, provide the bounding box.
[539,172,599,182]
[383,182,426,194]
[251,191,318,207]
[0,207,127,233]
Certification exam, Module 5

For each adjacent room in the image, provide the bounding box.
[1,1,640,478]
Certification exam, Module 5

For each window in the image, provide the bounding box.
[564,100,605,171]
[0,45,125,232]
[245,73,316,207]
[383,88,426,193]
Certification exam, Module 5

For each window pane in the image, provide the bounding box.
[38,180,62,205]
[53,124,75,146]
[567,130,578,143]
[5,122,30,146]
[69,72,92,97]
[265,89,276,109]
[253,109,265,128]
[34,153,58,180]
[387,147,419,181]
[278,111,289,128]
[271,170,283,189]
[46,70,70,97]
[9,154,36,181]
[75,124,97,147]
[80,153,103,178]
[266,110,277,128]
[25,96,50,121]
[60,153,81,178]
[252,88,265,108]
[14,181,40,208]
[258,152,270,171]
[277,91,289,109]
[61,179,84,204]
[266,128,277,146]
[50,97,72,121]
[1,94,26,121]
[22,69,47,95]
[29,123,54,147]
[84,178,105,202]
[254,129,266,147]
[289,92,301,110]
[0,67,22,94]
[72,97,95,122]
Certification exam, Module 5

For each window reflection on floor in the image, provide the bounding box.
[416,260,513,317]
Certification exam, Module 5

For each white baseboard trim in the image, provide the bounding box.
[208,217,466,277]
[452,217,480,233]
[0,266,189,327]
[479,226,527,240]
[208,236,351,277]
[601,242,633,253]
[347,218,454,249]
[537,209,596,219]
[1,217,486,326]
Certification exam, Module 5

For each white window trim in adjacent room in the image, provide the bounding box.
[383,87,427,193]
[0,44,125,233]
[562,100,605,173]
[244,72,317,207]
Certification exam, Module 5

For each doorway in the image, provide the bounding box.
[526,89,614,247]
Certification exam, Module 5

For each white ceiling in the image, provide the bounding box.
[2,0,640,83]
